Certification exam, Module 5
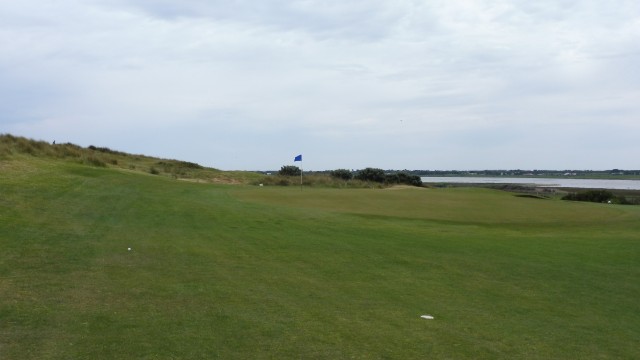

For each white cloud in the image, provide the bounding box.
[1,0,639,169]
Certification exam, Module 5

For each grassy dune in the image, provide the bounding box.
[0,134,262,184]
[1,150,640,358]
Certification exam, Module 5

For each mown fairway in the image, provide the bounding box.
[1,157,639,359]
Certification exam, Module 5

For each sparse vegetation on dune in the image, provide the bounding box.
[257,166,423,188]
[0,134,261,184]
[255,173,386,188]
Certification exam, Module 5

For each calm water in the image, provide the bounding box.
[420,177,640,190]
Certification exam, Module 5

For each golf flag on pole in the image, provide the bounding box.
[294,154,303,190]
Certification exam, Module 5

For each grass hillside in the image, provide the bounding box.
[0,134,261,184]
[1,136,639,359]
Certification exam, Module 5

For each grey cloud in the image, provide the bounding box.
[1,0,639,170]
[99,0,405,41]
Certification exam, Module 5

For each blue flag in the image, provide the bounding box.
[294,154,302,162]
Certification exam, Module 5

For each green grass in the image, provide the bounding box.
[1,155,640,359]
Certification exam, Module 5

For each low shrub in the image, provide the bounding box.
[352,168,422,187]
[385,172,423,186]
[330,169,353,180]
[278,165,302,177]
[562,190,636,205]
[563,190,613,203]
[355,168,385,182]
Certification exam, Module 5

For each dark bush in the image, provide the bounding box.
[330,169,353,180]
[355,168,386,182]
[562,190,614,203]
[278,165,301,176]
[386,172,422,186]
[561,190,638,204]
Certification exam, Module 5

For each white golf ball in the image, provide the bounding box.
[127,247,131,251]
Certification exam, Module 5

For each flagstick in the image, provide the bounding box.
[294,155,302,191]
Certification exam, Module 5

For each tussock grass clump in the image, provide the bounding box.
[0,136,13,158]
[255,174,385,188]
[156,160,203,177]
[1,133,84,160]
[82,155,108,167]
[55,143,84,158]
[1,134,48,156]
[87,145,127,156]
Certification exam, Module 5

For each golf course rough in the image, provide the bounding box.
[1,156,639,359]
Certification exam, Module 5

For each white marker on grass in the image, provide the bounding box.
[421,315,434,320]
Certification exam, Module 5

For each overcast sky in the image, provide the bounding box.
[1,1,639,170]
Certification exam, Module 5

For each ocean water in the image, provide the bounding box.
[420,177,640,190]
